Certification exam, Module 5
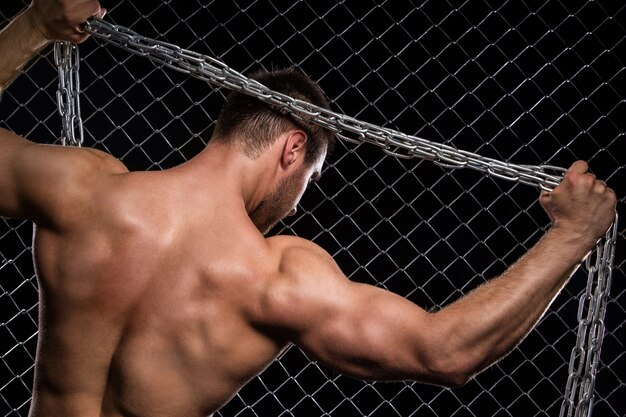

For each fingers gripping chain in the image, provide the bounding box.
[54,17,617,417]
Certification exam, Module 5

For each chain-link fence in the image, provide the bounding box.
[1,1,624,416]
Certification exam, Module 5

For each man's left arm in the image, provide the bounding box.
[0,0,104,95]
[0,1,120,229]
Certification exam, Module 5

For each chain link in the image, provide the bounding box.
[54,41,83,146]
[560,215,619,417]
[75,18,618,417]
[82,19,568,191]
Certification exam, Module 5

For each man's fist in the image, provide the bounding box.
[26,0,105,43]
[540,160,616,247]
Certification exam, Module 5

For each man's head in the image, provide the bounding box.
[211,68,335,234]
[212,67,335,165]
[249,157,322,235]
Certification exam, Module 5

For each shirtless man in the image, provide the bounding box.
[0,1,617,416]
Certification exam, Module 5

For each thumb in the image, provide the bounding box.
[539,189,551,207]
[94,7,107,20]
[566,160,588,176]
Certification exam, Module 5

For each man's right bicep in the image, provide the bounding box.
[258,238,445,383]
[290,279,440,382]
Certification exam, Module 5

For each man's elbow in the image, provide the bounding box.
[429,363,472,388]
[418,350,476,388]
[440,369,472,388]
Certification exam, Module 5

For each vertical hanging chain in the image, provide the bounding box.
[54,41,84,147]
[75,19,618,417]
[561,215,619,417]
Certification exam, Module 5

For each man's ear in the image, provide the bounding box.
[280,130,307,169]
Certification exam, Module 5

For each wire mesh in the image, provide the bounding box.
[1,1,624,416]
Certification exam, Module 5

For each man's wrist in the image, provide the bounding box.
[545,225,598,262]
[21,6,51,48]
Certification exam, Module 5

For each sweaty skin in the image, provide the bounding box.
[0,2,618,417]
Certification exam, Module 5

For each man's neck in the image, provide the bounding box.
[171,141,276,216]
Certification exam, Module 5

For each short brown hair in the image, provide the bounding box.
[212,68,335,164]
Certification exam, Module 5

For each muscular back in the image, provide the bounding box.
[6,128,606,417]
[2,128,438,417]
[31,162,287,417]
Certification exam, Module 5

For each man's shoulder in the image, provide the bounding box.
[248,235,351,334]
[80,147,129,175]
[264,235,343,282]
[266,235,330,264]
[265,235,326,254]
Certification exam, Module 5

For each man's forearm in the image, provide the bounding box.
[433,226,595,380]
[0,7,50,94]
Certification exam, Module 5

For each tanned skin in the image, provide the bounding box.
[0,2,617,416]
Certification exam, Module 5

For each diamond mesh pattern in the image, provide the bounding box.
[1,1,624,416]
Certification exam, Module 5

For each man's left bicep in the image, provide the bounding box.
[0,127,38,219]
[0,127,122,226]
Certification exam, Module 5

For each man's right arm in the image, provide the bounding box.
[255,161,616,387]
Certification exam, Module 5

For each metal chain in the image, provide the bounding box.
[82,19,568,191]
[561,215,619,417]
[75,18,618,417]
[54,41,84,146]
